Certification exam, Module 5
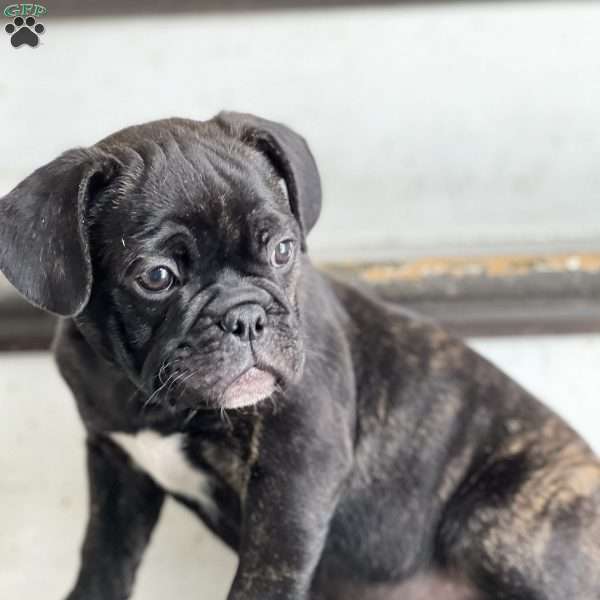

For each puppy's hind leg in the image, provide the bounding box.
[437,444,600,600]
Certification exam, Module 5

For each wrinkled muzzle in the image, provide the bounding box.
[140,277,305,412]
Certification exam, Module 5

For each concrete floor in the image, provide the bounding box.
[1,335,599,598]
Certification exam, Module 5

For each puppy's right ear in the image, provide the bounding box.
[0,148,118,316]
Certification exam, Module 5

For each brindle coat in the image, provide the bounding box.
[1,113,599,600]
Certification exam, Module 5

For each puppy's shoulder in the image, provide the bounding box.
[324,272,466,359]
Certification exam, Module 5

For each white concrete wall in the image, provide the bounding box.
[2,1,600,262]
[1,335,600,599]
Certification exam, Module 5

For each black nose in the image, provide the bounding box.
[221,303,267,341]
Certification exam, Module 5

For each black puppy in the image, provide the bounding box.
[1,112,600,600]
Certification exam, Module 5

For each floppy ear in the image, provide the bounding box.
[215,111,322,248]
[0,148,117,316]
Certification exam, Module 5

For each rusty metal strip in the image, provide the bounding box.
[321,253,600,284]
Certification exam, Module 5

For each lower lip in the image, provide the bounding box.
[222,367,276,409]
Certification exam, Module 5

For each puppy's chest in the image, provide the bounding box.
[110,429,248,519]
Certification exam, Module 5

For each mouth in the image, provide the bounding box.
[221,366,276,409]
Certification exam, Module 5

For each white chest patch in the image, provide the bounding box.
[110,430,218,520]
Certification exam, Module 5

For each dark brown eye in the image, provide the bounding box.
[271,239,295,267]
[137,266,176,293]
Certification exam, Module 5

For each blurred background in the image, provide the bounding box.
[2,1,600,598]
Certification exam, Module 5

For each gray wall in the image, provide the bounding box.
[2,1,600,263]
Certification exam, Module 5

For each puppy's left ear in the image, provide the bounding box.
[0,148,118,316]
[215,111,322,248]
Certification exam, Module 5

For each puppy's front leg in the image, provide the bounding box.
[228,469,337,600]
[228,403,353,600]
[65,436,165,600]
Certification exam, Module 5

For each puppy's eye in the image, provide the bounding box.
[137,266,176,293]
[271,239,295,268]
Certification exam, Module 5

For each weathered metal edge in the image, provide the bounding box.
[324,253,600,338]
[41,0,494,19]
[1,253,599,351]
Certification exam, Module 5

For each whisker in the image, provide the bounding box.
[183,408,200,426]
[175,369,203,399]
[166,369,191,395]
[142,366,181,411]
[219,405,232,427]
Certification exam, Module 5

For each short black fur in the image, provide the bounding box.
[1,112,600,600]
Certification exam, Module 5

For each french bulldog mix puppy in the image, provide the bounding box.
[1,112,599,600]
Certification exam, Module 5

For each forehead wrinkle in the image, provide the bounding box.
[116,127,279,215]
[158,136,206,207]
[96,128,291,268]
[128,216,189,244]
[192,133,253,169]
[105,141,177,220]
[188,132,278,194]
[173,139,270,226]
[210,158,276,217]
[104,143,160,211]
[181,140,235,203]
[165,132,229,191]
[133,149,226,224]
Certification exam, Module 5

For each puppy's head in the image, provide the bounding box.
[0,112,321,412]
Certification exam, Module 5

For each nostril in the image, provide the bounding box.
[249,312,266,341]
[253,315,265,339]
[232,319,245,337]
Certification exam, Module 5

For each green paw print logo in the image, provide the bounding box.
[4,3,47,48]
